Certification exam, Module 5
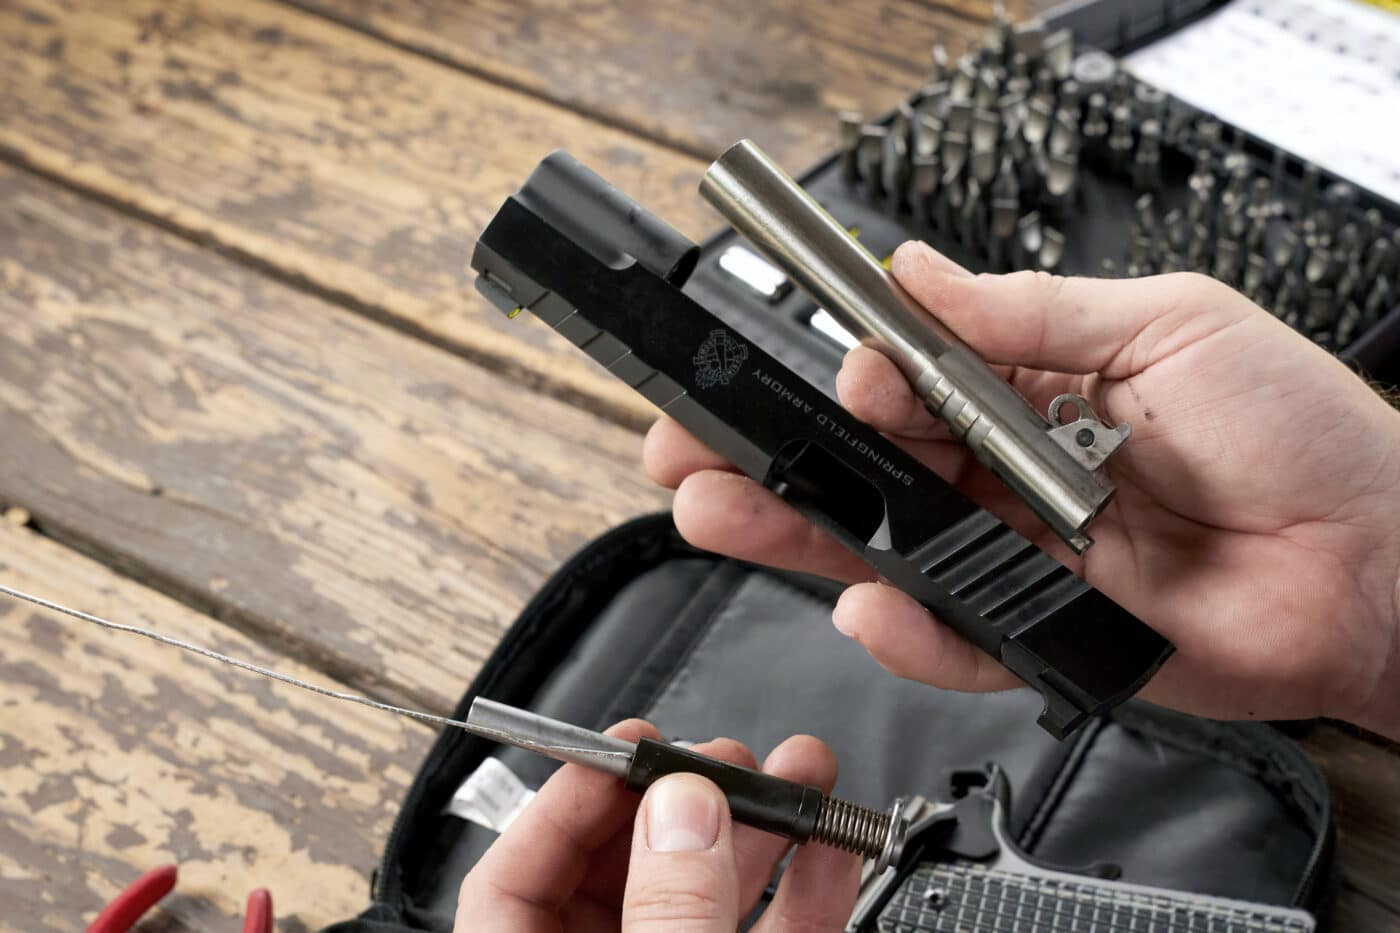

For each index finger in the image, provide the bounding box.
[892,241,1251,378]
[458,718,660,928]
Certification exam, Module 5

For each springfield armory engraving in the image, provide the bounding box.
[694,329,749,388]
[751,370,914,485]
[470,150,1172,740]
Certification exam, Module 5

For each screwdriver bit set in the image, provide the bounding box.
[683,0,1400,396]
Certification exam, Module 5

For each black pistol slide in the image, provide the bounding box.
[470,150,1173,739]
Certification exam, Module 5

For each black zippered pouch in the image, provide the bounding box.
[325,513,1335,932]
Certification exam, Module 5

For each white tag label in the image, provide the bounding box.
[445,757,537,833]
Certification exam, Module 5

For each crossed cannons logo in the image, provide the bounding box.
[692,329,749,389]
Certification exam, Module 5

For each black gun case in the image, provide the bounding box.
[324,515,1335,931]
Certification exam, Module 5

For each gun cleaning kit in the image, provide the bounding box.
[14,0,1396,930]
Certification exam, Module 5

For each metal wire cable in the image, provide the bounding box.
[0,581,474,734]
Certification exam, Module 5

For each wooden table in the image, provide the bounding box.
[0,1,1394,928]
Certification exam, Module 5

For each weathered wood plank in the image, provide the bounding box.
[0,519,432,931]
[1333,888,1400,933]
[290,0,992,165]
[0,0,1064,428]
[0,162,668,714]
[0,0,711,430]
[1302,727,1400,921]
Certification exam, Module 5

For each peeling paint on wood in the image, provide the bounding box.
[0,0,710,428]
[0,163,668,714]
[0,520,431,931]
[293,0,998,165]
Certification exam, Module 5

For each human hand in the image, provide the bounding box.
[457,720,860,932]
[644,241,1400,740]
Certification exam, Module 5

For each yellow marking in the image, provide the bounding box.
[846,226,861,239]
[880,254,894,270]
[508,307,523,319]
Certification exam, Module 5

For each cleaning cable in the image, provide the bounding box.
[0,582,474,733]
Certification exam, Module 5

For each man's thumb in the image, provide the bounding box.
[623,773,740,932]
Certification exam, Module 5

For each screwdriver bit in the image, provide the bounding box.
[1017,210,1042,266]
[1023,98,1053,148]
[1058,77,1082,108]
[1107,105,1134,173]
[1243,254,1269,303]
[1299,162,1321,215]
[1133,82,1167,121]
[1048,108,1078,157]
[1362,208,1385,241]
[1132,193,1156,234]
[858,125,887,197]
[1272,227,1300,272]
[1305,286,1337,336]
[1132,119,1162,191]
[1274,271,1301,320]
[1044,151,1077,208]
[1364,238,1393,282]
[917,82,950,118]
[935,177,961,232]
[1213,237,1242,286]
[1336,262,1362,306]
[971,107,1001,152]
[1040,226,1066,272]
[1305,246,1334,285]
[1043,27,1074,79]
[1163,99,1192,148]
[930,43,950,82]
[1247,178,1276,222]
[941,127,970,183]
[914,113,942,157]
[885,126,912,212]
[839,112,863,183]
[984,2,1011,57]
[1223,208,1249,242]
[960,177,984,245]
[976,67,1003,109]
[1194,119,1223,154]
[1335,302,1365,348]
[1071,50,1116,94]
[1270,147,1288,187]
[1365,278,1394,322]
[971,145,999,186]
[952,57,978,102]
[990,155,1020,232]
[1126,233,1153,277]
[1187,175,1216,228]
[1187,223,1211,272]
[1163,208,1187,251]
[911,154,940,218]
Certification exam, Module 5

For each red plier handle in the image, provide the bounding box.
[87,864,274,932]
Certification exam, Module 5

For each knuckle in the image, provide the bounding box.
[1171,271,1227,302]
[626,879,729,928]
[768,906,846,933]
[1016,268,1068,305]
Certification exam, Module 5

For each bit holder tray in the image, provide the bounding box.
[683,0,1400,397]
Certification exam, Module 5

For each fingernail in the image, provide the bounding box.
[645,774,721,852]
[832,595,858,638]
